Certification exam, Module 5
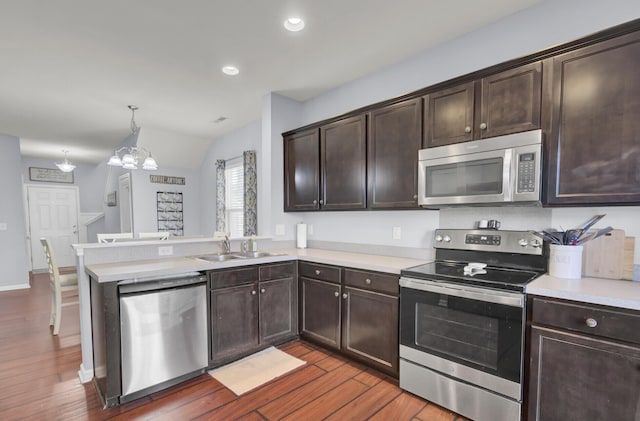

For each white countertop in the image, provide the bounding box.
[526,274,640,311]
[85,247,431,282]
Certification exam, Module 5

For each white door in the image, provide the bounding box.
[119,173,133,233]
[27,185,79,270]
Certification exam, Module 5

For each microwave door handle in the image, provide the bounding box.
[503,149,513,202]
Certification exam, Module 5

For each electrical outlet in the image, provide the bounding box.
[392,226,401,240]
[158,246,173,256]
[275,224,285,236]
[308,225,314,235]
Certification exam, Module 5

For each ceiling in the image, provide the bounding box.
[1,0,544,169]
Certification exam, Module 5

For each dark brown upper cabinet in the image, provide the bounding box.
[368,98,423,209]
[284,116,366,211]
[424,82,475,147]
[424,62,542,147]
[545,31,640,205]
[320,115,367,210]
[284,128,320,211]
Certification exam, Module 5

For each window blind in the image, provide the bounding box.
[225,158,244,237]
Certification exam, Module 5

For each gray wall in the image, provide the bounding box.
[258,0,640,259]
[0,134,30,290]
[199,120,262,237]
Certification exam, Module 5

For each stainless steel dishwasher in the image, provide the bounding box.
[118,272,208,402]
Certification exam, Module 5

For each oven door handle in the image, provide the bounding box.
[399,277,523,308]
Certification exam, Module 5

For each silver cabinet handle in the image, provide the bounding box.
[464,126,471,133]
[315,269,321,275]
[342,293,348,299]
[413,194,418,200]
[260,288,266,294]
[251,290,257,295]
[585,318,598,328]
[479,122,487,130]
[365,278,372,285]
[319,199,324,205]
[334,291,339,297]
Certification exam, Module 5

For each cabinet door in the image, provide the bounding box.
[320,115,367,210]
[284,128,320,211]
[479,61,541,138]
[424,82,475,147]
[210,283,259,363]
[528,326,640,420]
[259,277,297,344]
[368,98,423,209]
[342,287,399,376]
[299,277,341,349]
[546,31,640,205]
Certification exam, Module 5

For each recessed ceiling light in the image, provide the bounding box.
[284,17,305,32]
[222,66,239,76]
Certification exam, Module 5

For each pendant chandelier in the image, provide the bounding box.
[56,150,76,173]
[107,105,158,170]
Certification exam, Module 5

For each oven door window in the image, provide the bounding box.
[425,157,504,197]
[400,287,522,383]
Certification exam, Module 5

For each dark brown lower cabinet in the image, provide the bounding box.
[342,286,398,376]
[259,277,298,344]
[527,297,640,420]
[210,281,259,365]
[209,263,297,366]
[299,262,399,377]
[299,276,342,349]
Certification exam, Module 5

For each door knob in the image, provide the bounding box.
[334,291,339,297]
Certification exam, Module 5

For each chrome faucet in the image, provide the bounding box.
[222,235,231,254]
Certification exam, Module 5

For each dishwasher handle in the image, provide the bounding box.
[119,273,206,294]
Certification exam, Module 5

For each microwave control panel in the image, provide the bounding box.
[517,153,536,193]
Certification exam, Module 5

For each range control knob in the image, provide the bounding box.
[518,238,529,247]
[530,239,541,248]
[435,235,443,242]
[443,235,452,243]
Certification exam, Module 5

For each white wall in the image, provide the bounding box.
[0,134,30,290]
[199,120,262,237]
[130,165,201,237]
[262,0,640,255]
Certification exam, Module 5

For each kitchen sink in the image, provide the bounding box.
[193,253,240,262]
[232,251,285,258]
[193,251,286,262]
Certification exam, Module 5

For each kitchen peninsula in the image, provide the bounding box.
[73,237,432,394]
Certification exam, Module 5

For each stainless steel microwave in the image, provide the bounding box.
[418,130,542,206]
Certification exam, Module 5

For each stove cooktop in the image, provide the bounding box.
[401,260,543,292]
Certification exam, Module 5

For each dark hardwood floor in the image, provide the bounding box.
[0,272,468,420]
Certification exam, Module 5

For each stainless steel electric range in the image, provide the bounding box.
[399,229,547,421]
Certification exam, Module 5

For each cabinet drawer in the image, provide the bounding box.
[210,266,258,289]
[531,297,640,346]
[298,262,341,284]
[344,269,398,295]
[259,262,295,281]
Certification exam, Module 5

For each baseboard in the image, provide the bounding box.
[0,283,30,292]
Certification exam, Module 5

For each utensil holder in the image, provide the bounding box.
[549,245,583,279]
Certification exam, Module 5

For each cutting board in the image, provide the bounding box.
[582,229,628,280]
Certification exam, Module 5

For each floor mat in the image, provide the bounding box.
[209,346,306,395]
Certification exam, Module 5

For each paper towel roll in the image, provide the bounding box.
[296,223,307,249]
